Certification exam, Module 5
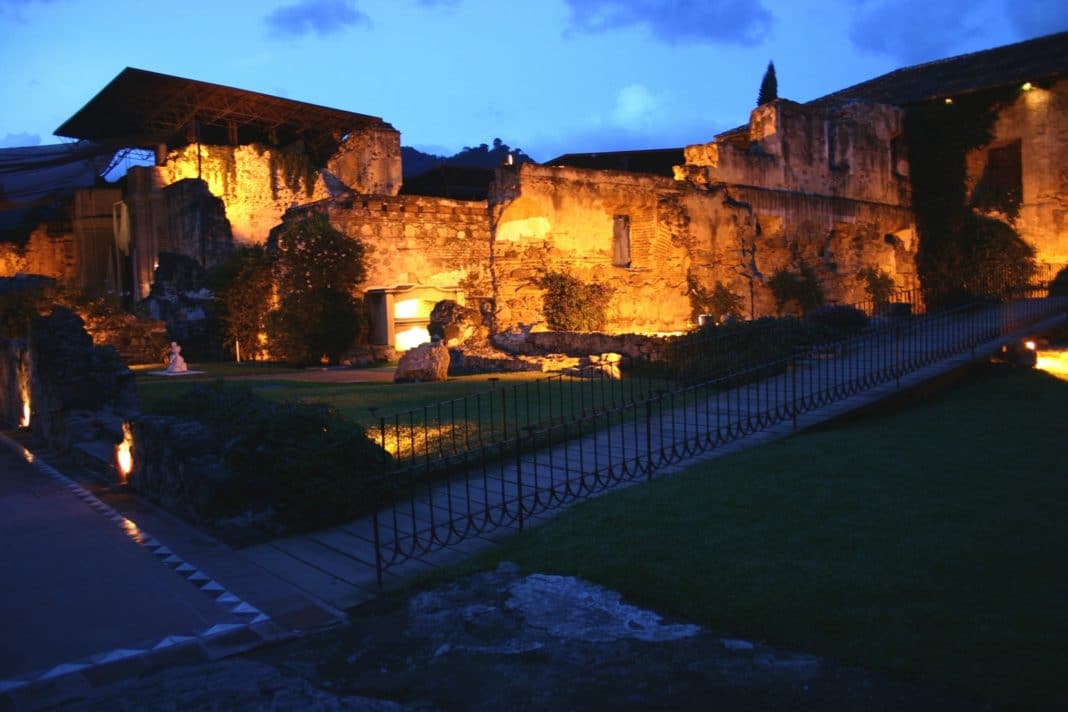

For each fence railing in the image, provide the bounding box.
[370,288,1068,586]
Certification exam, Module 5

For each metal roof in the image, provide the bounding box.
[54,67,394,163]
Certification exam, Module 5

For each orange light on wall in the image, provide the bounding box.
[395,326,431,351]
[1036,349,1068,382]
[17,370,30,428]
[115,422,134,483]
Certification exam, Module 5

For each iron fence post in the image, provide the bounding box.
[791,355,798,432]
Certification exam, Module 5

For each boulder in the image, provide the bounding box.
[428,300,488,348]
[394,341,450,382]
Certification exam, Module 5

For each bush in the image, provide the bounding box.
[1050,267,1068,297]
[687,274,744,324]
[211,246,274,361]
[539,271,614,331]
[857,266,896,304]
[266,215,369,364]
[160,381,392,531]
[805,305,870,336]
[769,264,824,315]
[666,316,834,384]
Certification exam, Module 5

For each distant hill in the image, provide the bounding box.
[401,139,534,178]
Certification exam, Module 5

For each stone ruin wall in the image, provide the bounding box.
[157,126,403,248]
[965,78,1068,271]
[490,164,700,333]
[158,143,330,247]
[0,227,78,283]
[308,194,494,299]
[677,99,918,311]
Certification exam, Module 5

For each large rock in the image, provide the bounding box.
[428,300,488,348]
[394,341,450,382]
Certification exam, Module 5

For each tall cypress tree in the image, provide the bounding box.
[758,61,778,106]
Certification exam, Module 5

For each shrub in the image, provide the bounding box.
[211,246,274,361]
[805,305,870,336]
[769,264,824,315]
[1050,267,1068,297]
[160,381,391,531]
[666,316,835,384]
[687,274,744,324]
[857,266,896,304]
[266,215,368,364]
[539,271,614,331]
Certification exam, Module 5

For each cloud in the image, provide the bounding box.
[611,84,663,130]
[1003,0,1068,38]
[845,0,986,63]
[563,0,773,46]
[264,0,370,38]
[0,132,42,148]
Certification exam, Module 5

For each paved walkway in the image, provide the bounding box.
[0,435,345,709]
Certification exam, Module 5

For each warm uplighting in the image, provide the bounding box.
[395,325,430,352]
[944,97,954,105]
[1021,82,1034,92]
[1024,339,1037,351]
[17,371,30,428]
[1035,349,1068,382]
[115,422,134,483]
[394,298,421,319]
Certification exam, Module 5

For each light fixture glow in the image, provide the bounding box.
[394,298,420,319]
[1021,82,1034,92]
[395,326,430,351]
[944,97,954,105]
[115,422,134,482]
[1024,339,1037,351]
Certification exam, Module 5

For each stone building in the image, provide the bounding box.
[3,32,1066,351]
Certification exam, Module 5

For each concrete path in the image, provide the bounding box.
[0,435,345,709]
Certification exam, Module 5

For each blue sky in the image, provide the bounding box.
[1,0,1066,161]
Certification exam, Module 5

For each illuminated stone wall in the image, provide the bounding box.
[0,227,78,282]
[491,164,711,332]
[159,143,330,246]
[965,78,1068,269]
[327,126,403,196]
[674,99,917,309]
[678,100,911,206]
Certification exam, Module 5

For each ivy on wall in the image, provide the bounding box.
[904,86,1035,304]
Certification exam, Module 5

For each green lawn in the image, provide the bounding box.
[453,366,1068,708]
[136,368,663,463]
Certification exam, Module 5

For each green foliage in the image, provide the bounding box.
[538,271,614,332]
[805,305,870,335]
[667,316,835,384]
[857,266,896,304]
[768,264,824,315]
[161,381,391,531]
[920,212,1036,306]
[904,87,1032,303]
[687,274,744,324]
[757,60,778,106]
[1050,267,1068,297]
[267,215,368,364]
[210,246,274,361]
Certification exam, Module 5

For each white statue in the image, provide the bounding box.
[166,341,188,373]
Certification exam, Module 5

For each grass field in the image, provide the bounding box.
[136,366,663,462]
[451,365,1068,708]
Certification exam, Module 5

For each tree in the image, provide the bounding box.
[211,246,274,362]
[266,215,368,364]
[758,61,778,106]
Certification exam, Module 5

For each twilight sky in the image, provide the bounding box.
[1,0,1066,162]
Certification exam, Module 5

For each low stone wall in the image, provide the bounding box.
[129,415,239,524]
[492,330,669,361]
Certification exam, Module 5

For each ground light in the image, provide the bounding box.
[115,422,134,483]
[1035,347,1068,382]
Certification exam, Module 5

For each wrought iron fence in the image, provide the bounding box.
[370,287,1067,586]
